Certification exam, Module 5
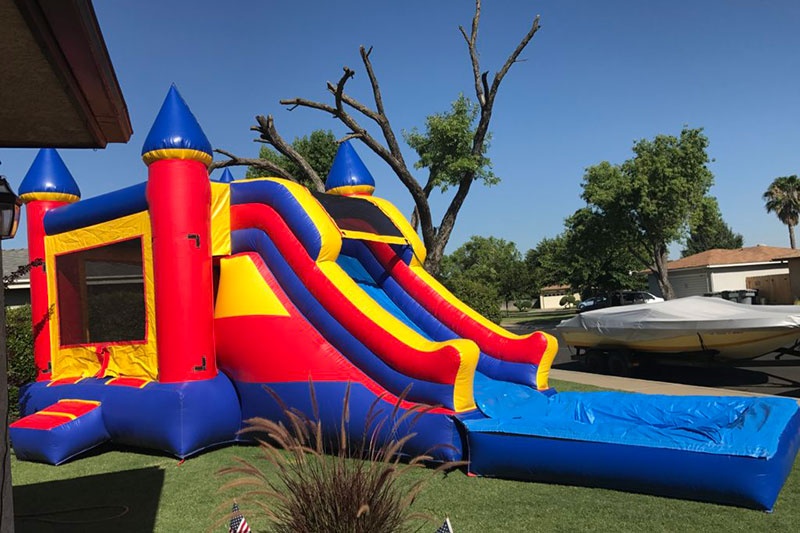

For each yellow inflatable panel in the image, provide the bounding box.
[215,255,289,318]
[536,332,559,391]
[210,182,231,256]
[45,211,158,380]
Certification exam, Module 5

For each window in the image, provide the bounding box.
[56,238,146,346]
[312,192,404,237]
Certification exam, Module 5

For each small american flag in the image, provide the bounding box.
[435,517,454,533]
[229,501,251,533]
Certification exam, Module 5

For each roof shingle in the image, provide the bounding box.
[667,245,800,271]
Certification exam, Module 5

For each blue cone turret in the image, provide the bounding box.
[324,140,375,196]
[141,84,213,167]
[18,148,81,204]
[217,168,236,183]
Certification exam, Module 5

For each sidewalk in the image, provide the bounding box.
[550,368,768,397]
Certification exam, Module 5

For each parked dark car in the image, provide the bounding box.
[615,291,664,306]
[577,291,663,313]
[576,295,610,312]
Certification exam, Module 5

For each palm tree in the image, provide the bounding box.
[764,175,800,249]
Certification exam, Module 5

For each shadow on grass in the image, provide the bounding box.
[14,466,163,532]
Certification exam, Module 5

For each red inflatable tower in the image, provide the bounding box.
[18,149,81,380]
[142,85,216,383]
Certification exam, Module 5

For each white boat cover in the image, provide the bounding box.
[557,296,800,339]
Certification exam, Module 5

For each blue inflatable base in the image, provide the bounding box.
[17,374,242,460]
[232,380,466,462]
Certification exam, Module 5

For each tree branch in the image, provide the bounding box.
[488,14,541,103]
[309,52,433,241]
[355,46,411,169]
[460,0,484,105]
[252,114,327,192]
[325,84,381,123]
[279,97,338,115]
[471,3,541,154]
[332,66,356,118]
[360,46,387,117]
[282,79,425,209]
[338,132,364,143]
[210,148,295,180]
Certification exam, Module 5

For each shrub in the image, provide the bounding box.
[217,384,463,533]
[513,299,532,312]
[559,294,577,308]
[442,275,502,324]
[6,305,35,420]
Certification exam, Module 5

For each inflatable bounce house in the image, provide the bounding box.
[9,86,800,510]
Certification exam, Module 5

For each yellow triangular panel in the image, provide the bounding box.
[215,255,290,318]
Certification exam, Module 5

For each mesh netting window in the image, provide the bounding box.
[56,238,146,346]
[312,192,404,237]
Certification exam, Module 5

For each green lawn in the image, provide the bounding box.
[10,380,800,532]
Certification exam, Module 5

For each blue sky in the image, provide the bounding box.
[2,0,800,256]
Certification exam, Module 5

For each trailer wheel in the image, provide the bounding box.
[584,351,607,374]
[607,352,631,377]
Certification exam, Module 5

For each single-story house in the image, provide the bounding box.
[648,245,800,304]
[2,248,33,307]
[539,284,581,310]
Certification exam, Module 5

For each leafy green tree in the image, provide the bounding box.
[561,208,647,296]
[439,236,525,314]
[763,175,800,249]
[213,1,542,275]
[579,128,714,299]
[245,130,338,190]
[441,276,502,324]
[682,196,744,257]
[403,94,497,228]
[523,236,570,297]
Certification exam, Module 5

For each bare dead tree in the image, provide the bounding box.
[214,0,541,274]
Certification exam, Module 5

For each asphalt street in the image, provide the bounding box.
[506,320,800,398]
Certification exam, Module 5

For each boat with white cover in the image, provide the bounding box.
[556,296,800,360]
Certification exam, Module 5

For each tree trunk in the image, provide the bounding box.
[425,236,446,277]
[652,244,676,300]
[790,224,796,249]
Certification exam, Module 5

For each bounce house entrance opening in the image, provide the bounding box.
[56,237,146,346]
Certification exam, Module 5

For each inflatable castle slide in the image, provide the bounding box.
[9,86,800,510]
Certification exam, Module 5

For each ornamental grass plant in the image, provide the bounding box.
[216,383,464,533]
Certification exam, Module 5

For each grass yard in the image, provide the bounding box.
[9,379,800,532]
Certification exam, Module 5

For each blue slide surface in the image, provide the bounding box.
[336,236,800,511]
